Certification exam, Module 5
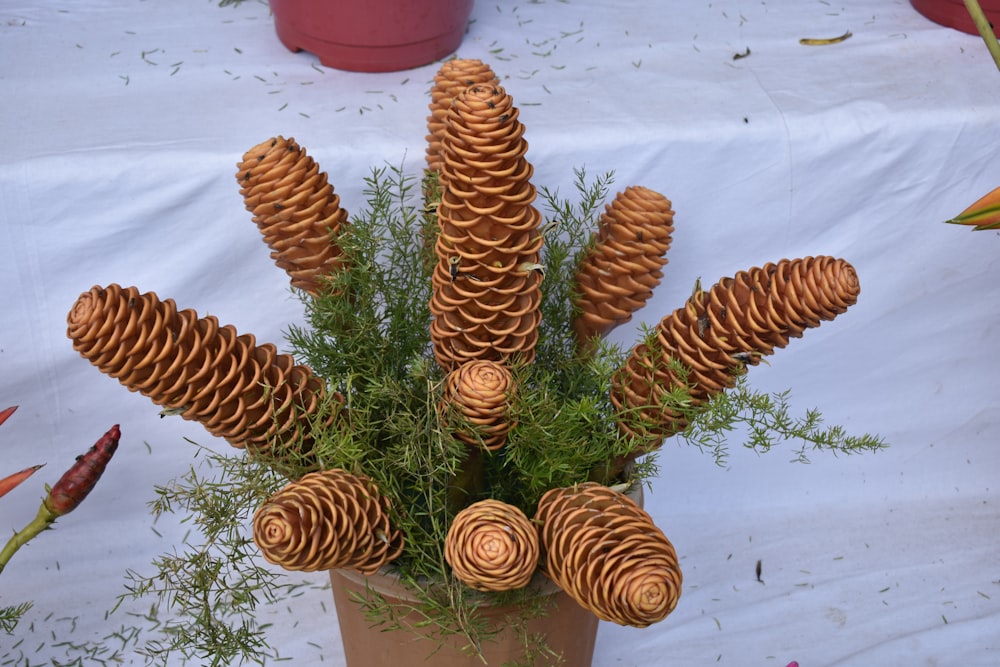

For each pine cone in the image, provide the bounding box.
[534,482,682,627]
[429,84,543,371]
[66,284,331,462]
[426,59,499,173]
[253,469,404,574]
[444,499,539,591]
[440,360,515,451]
[573,186,675,349]
[237,136,349,296]
[611,256,860,448]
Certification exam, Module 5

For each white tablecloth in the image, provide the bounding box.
[1,1,998,665]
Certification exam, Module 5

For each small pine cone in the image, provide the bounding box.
[444,499,539,591]
[611,256,860,447]
[429,84,543,371]
[426,59,499,173]
[533,483,682,627]
[573,186,675,349]
[237,136,349,296]
[253,469,404,574]
[66,284,330,462]
[534,482,651,574]
[440,360,515,451]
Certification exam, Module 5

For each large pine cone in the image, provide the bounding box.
[444,499,539,592]
[573,186,675,349]
[440,360,515,451]
[237,136,349,296]
[66,284,330,462]
[534,482,682,627]
[253,469,404,574]
[426,58,499,174]
[611,256,861,449]
[429,84,543,371]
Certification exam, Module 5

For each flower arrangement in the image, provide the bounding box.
[64,59,884,665]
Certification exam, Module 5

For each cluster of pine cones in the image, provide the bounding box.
[65,58,860,630]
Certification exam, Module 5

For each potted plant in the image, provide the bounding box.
[265,0,475,72]
[64,59,884,666]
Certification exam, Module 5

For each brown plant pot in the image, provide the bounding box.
[329,568,599,666]
[911,0,1000,35]
[328,484,645,666]
[269,0,475,72]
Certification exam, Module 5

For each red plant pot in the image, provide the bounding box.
[911,0,1000,35]
[269,0,474,72]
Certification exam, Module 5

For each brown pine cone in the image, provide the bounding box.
[253,469,404,574]
[66,284,331,462]
[426,58,499,173]
[533,482,682,627]
[611,256,861,449]
[440,360,515,451]
[573,186,675,349]
[429,84,543,371]
[444,499,539,592]
[237,136,349,296]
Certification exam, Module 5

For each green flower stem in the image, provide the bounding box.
[965,0,1000,72]
[446,446,485,516]
[0,501,59,575]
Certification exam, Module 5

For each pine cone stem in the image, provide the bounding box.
[446,445,485,517]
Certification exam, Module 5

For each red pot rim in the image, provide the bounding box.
[911,0,1000,35]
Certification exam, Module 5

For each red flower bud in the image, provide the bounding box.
[44,425,120,516]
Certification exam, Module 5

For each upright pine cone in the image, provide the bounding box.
[440,360,515,451]
[253,469,404,574]
[444,499,539,592]
[611,256,861,448]
[573,186,675,349]
[426,58,499,173]
[429,84,544,371]
[67,284,330,462]
[237,136,349,296]
[534,482,682,628]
